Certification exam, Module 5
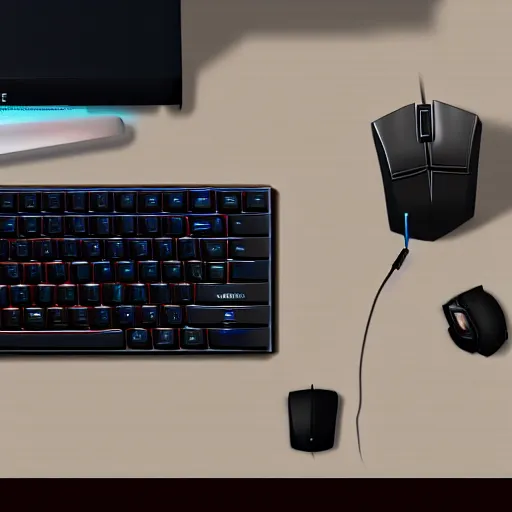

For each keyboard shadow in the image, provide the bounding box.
[177,0,442,113]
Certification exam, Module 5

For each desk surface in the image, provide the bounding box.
[2,0,512,477]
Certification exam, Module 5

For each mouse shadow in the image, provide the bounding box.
[0,125,136,169]
[333,394,345,450]
[494,305,512,357]
[175,0,441,114]
[446,121,512,239]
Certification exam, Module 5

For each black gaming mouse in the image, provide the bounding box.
[442,285,508,357]
[371,79,482,241]
[288,385,339,453]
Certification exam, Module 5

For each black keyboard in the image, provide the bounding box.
[0,186,275,354]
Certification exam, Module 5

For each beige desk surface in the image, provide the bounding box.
[2,0,512,477]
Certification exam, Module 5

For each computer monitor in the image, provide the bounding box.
[0,0,182,107]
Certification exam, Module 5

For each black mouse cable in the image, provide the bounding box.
[355,247,410,463]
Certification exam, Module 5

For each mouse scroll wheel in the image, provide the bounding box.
[417,104,433,143]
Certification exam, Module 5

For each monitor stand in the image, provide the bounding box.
[0,116,126,157]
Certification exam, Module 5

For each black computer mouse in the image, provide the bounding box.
[288,385,339,453]
[371,82,482,241]
[442,285,508,357]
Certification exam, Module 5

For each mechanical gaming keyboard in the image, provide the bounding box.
[0,186,275,354]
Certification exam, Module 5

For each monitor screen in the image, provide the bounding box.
[0,0,182,106]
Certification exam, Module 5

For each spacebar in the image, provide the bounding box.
[0,330,125,350]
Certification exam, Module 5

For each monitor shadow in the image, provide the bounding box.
[177,0,442,113]
[447,121,512,238]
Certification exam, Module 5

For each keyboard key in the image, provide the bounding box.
[205,262,226,283]
[228,238,270,259]
[90,191,113,212]
[115,216,136,236]
[125,283,148,304]
[127,328,151,349]
[80,283,100,305]
[43,193,64,212]
[202,240,226,260]
[208,328,271,350]
[105,239,125,260]
[59,239,81,260]
[228,214,269,236]
[149,283,171,304]
[19,217,41,237]
[163,192,186,212]
[161,305,182,326]
[90,307,112,329]
[218,191,241,213]
[1,263,21,284]
[0,217,16,235]
[173,284,193,304]
[19,193,40,213]
[69,307,90,329]
[46,262,68,284]
[36,285,55,306]
[92,261,113,283]
[115,305,136,328]
[2,308,21,329]
[0,194,17,212]
[103,283,124,305]
[71,262,91,284]
[162,261,182,282]
[67,192,88,212]
[141,305,158,326]
[57,284,77,306]
[115,192,136,212]
[10,239,31,260]
[139,261,159,282]
[34,240,56,260]
[189,216,225,237]
[129,239,151,260]
[0,240,8,260]
[195,283,269,304]
[66,216,88,236]
[178,238,198,260]
[190,190,215,212]
[82,240,102,260]
[0,330,125,350]
[139,216,160,236]
[23,263,43,284]
[43,216,63,236]
[153,328,178,349]
[47,307,69,329]
[24,308,45,330]
[245,191,269,212]
[181,328,207,349]
[153,239,174,260]
[229,261,269,282]
[10,285,31,307]
[116,261,136,282]
[138,192,161,213]
[91,216,112,236]
[162,216,185,237]
[186,261,203,282]
[186,306,270,326]
[0,286,9,307]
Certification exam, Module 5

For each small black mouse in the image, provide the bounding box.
[443,285,508,357]
[288,385,339,453]
[371,79,482,241]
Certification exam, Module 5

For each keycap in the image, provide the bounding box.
[46,262,68,284]
[181,329,207,349]
[202,240,227,260]
[149,283,170,304]
[82,240,102,260]
[0,286,9,307]
[153,239,174,260]
[162,261,182,282]
[1,263,21,284]
[153,328,178,350]
[24,308,45,330]
[228,214,269,236]
[36,284,55,306]
[0,330,125,350]
[186,261,203,282]
[80,284,100,305]
[186,306,270,326]
[105,240,125,260]
[43,193,64,212]
[138,261,159,282]
[195,283,269,304]
[178,238,198,260]
[2,308,21,329]
[0,217,16,235]
[47,307,69,329]
[115,305,136,328]
[103,283,124,305]
[71,262,91,283]
[229,261,269,282]
[126,329,151,349]
[218,192,241,213]
[115,216,136,236]
[138,193,161,213]
[161,305,182,326]
[91,216,112,236]
[69,307,90,328]
[141,305,158,326]
[205,263,226,283]
[92,261,113,283]
[162,216,185,236]
[90,307,112,329]
[19,193,40,212]
[0,194,16,212]
[67,192,88,212]
[208,328,271,350]
[59,239,81,260]
[10,285,31,306]
[57,284,77,306]
[190,190,215,212]
[116,261,136,282]
[129,239,151,260]
[19,217,41,237]
[34,240,55,260]
[43,216,63,236]
[24,263,43,284]
[90,191,113,212]
[125,283,148,304]
[10,240,31,260]
[115,192,136,212]
[245,191,269,212]
[66,216,88,236]
[228,238,270,259]
[173,284,193,304]
[0,240,8,260]
[139,216,160,236]
[163,192,186,212]
[189,216,225,237]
